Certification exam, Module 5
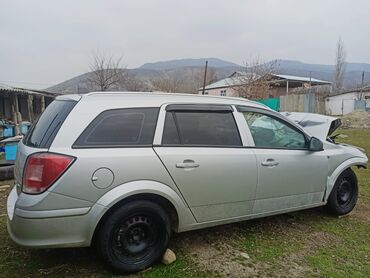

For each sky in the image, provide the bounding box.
[1,0,370,89]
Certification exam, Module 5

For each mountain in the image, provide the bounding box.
[275,60,370,87]
[46,58,239,94]
[46,58,370,94]
[140,57,240,70]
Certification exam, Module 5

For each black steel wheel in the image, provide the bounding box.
[98,200,171,273]
[326,168,358,215]
[337,178,353,207]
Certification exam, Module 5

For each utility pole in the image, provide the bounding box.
[202,60,208,95]
[360,71,365,100]
[309,71,312,86]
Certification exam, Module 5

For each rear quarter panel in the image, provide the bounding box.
[48,147,184,205]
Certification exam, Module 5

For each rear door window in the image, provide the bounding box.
[24,100,77,148]
[73,108,159,148]
[162,111,242,147]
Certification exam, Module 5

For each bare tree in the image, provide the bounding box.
[333,38,346,92]
[187,67,217,93]
[124,74,147,91]
[229,58,278,99]
[150,71,184,93]
[87,52,127,91]
[149,67,217,94]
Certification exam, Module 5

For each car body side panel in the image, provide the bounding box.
[178,201,325,232]
[14,190,93,211]
[47,147,185,206]
[93,180,195,233]
[253,149,329,199]
[323,141,368,200]
[325,157,368,201]
[154,147,258,222]
[251,149,328,213]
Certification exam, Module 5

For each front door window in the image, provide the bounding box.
[243,112,307,149]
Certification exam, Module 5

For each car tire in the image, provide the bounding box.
[98,200,171,273]
[0,164,14,181]
[326,168,358,216]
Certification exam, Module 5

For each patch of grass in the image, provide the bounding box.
[307,217,370,277]
[141,258,210,278]
[237,228,303,262]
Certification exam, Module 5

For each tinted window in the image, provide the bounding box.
[74,108,159,147]
[162,111,241,146]
[24,100,77,148]
[243,112,307,149]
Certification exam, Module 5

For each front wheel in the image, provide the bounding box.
[98,200,171,273]
[326,168,358,215]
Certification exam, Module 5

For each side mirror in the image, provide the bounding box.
[309,137,323,151]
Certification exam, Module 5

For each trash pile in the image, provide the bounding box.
[340,111,370,129]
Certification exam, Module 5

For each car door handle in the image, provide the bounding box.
[176,160,200,169]
[261,159,279,167]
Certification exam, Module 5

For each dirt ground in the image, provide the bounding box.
[0,180,12,216]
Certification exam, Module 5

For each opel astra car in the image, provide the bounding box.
[7,92,368,273]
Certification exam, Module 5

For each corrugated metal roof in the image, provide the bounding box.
[198,72,331,91]
[325,84,370,97]
[200,76,244,90]
[273,74,331,84]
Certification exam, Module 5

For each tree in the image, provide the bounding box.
[124,74,147,92]
[229,58,278,99]
[87,52,127,91]
[187,67,217,93]
[333,38,346,92]
[149,67,217,94]
[150,71,184,93]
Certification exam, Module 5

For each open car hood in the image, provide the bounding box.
[280,112,341,141]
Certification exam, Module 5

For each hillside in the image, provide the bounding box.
[46,58,370,94]
[140,57,240,70]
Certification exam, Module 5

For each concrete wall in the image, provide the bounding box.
[325,92,370,115]
[198,86,287,98]
[198,87,239,97]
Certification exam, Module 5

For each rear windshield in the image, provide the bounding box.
[23,100,77,148]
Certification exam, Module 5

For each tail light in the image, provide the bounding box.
[23,153,75,194]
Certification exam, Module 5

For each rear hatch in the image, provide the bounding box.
[14,99,78,185]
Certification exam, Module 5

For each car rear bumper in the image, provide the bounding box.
[7,186,106,248]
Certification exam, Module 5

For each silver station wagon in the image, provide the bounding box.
[7,92,368,273]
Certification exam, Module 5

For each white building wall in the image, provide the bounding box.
[325,92,370,115]
[198,87,239,97]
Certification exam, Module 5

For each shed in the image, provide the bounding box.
[325,86,370,115]
[0,84,58,135]
[198,72,331,98]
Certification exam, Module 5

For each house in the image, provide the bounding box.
[0,84,58,135]
[325,86,370,115]
[198,72,331,98]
